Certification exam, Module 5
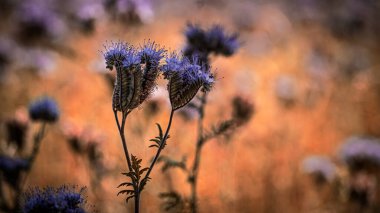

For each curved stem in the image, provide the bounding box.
[143,110,175,181]
[113,110,132,171]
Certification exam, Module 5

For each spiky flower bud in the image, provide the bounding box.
[162,54,214,110]
[104,41,165,112]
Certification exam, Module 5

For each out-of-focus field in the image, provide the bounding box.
[1,0,380,212]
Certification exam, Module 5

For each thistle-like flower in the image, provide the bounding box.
[28,96,59,123]
[104,41,165,112]
[184,24,239,62]
[22,186,88,213]
[162,54,214,110]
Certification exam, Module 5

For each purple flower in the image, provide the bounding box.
[205,25,239,56]
[104,42,134,70]
[183,24,239,63]
[162,54,214,110]
[339,136,380,171]
[104,41,164,112]
[0,156,29,188]
[137,41,165,66]
[28,97,59,123]
[22,186,87,213]
[302,156,336,183]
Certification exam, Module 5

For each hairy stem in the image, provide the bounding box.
[190,92,207,213]
[113,110,132,172]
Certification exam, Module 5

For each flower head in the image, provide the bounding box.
[137,41,166,104]
[0,156,29,188]
[206,25,239,56]
[104,41,164,112]
[28,96,59,123]
[22,186,88,213]
[104,42,135,70]
[137,41,165,66]
[162,54,214,110]
[339,136,380,172]
[183,24,239,62]
[302,156,336,184]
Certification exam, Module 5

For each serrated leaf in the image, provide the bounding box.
[150,138,161,143]
[117,189,135,196]
[156,123,163,139]
[117,182,133,188]
[139,167,149,175]
[126,195,135,203]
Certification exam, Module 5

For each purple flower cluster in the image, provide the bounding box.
[22,186,87,213]
[302,155,336,183]
[340,136,380,171]
[104,41,214,111]
[184,24,239,63]
[162,54,214,92]
[28,97,59,123]
[0,156,29,188]
[104,41,165,112]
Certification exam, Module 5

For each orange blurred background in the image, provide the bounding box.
[1,0,380,212]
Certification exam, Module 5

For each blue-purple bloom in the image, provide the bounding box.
[22,186,87,213]
[184,24,239,62]
[104,41,165,111]
[0,156,29,188]
[28,96,59,123]
[206,25,239,56]
[104,42,134,70]
[340,136,380,171]
[302,156,336,183]
[163,54,214,91]
[137,41,165,66]
[162,54,214,110]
